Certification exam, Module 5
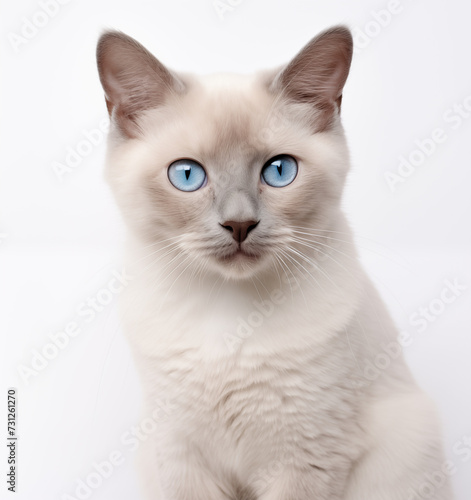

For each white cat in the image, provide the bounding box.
[97,26,453,500]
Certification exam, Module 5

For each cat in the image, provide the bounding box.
[96,26,453,500]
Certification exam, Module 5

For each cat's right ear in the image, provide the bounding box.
[96,31,185,138]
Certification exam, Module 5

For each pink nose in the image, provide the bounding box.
[220,220,259,243]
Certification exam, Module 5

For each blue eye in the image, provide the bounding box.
[261,155,298,187]
[168,159,207,192]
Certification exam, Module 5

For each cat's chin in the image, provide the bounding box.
[213,249,269,280]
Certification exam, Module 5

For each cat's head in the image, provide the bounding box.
[97,27,353,280]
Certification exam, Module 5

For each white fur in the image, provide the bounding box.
[99,31,453,500]
[119,217,451,500]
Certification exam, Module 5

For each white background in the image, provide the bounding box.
[1,0,470,499]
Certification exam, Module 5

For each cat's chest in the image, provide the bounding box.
[139,344,363,480]
[143,338,358,448]
[133,284,363,472]
[130,271,360,430]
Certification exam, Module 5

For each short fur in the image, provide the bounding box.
[97,26,452,500]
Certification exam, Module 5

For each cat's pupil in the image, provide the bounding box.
[277,164,282,176]
[185,167,191,180]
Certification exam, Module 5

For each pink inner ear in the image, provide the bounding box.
[103,72,126,107]
[326,64,347,101]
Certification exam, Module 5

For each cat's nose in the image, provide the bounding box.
[220,220,259,243]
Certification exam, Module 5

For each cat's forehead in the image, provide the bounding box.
[198,72,259,93]
[190,72,274,132]
[170,73,297,162]
[140,71,309,170]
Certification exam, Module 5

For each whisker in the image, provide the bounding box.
[273,252,295,305]
[155,255,192,313]
[253,273,272,297]
[137,244,182,278]
[290,229,410,273]
[162,255,196,305]
[290,235,409,319]
[208,274,222,302]
[283,247,330,298]
[271,254,283,290]
[277,249,309,307]
[290,226,412,272]
[284,245,367,369]
[250,277,263,302]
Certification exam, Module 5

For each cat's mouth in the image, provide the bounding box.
[210,242,268,279]
[219,246,260,263]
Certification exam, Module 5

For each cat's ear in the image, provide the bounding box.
[269,26,353,129]
[96,31,185,138]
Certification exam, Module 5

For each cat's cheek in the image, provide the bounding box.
[262,180,327,228]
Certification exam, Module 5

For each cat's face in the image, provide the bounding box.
[97,28,353,280]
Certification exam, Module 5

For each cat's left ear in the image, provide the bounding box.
[269,26,353,128]
[96,30,185,138]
